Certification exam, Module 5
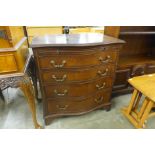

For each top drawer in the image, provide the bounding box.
[37,51,118,69]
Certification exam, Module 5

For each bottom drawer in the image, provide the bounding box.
[47,89,111,115]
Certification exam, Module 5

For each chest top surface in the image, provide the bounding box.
[30,33,125,48]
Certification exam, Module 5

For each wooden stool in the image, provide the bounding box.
[122,74,155,128]
[0,54,42,129]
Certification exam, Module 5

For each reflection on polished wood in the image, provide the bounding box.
[26,26,63,44]
[30,33,125,47]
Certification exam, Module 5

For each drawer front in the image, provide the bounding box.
[44,77,112,98]
[0,54,17,73]
[113,67,131,91]
[146,64,155,74]
[47,90,111,114]
[131,64,146,77]
[35,45,120,55]
[41,65,115,83]
[38,51,117,69]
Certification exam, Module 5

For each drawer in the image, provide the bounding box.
[0,54,17,73]
[146,64,155,74]
[41,65,115,83]
[35,45,120,55]
[113,67,131,91]
[38,51,118,69]
[47,89,111,115]
[44,77,112,98]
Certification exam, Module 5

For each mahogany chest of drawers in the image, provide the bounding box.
[31,33,125,125]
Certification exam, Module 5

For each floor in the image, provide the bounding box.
[0,88,155,129]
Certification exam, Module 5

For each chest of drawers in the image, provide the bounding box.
[31,33,125,125]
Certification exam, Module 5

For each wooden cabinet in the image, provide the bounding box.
[0,26,25,48]
[0,54,17,73]
[26,26,63,44]
[69,27,104,34]
[0,26,29,74]
[31,33,124,125]
[104,26,155,95]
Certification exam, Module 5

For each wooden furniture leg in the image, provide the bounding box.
[122,92,155,128]
[0,88,5,102]
[19,75,42,129]
[133,92,142,111]
[122,89,139,114]
[28,56,41,102]
[138,100,154,128]
[138,97,149,119]
[122,89,142,128]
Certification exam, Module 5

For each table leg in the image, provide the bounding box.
[138,100,154,128]
[29,56,42,102]
[0,88,5,102]
[19,75,42,129]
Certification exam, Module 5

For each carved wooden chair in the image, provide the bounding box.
[0,53,42,129]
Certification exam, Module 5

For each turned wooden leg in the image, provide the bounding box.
[19,75,42,129]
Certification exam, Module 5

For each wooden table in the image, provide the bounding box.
[0,53,42,128]
[0,36,41,128]
[122,74,155,128]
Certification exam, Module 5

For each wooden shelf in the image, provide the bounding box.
[113,26,155,95]
[118,54,155,67]
[120,31,155,35]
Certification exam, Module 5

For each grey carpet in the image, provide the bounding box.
[0,88,154,129]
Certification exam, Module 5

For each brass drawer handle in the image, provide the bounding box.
[97,68,109,77]
[56,105,68,110]
[52,74,67,82]
[96,82,106,90]
[99,55,111,63]
[54,89,68,96]
[94,96,103,104]
[50,60,66,68]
